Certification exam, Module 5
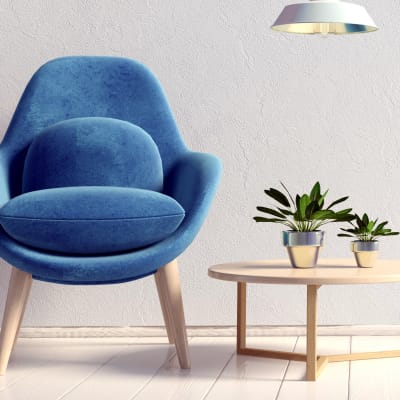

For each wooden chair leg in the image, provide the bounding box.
[0,267,32,375]
[154,272,175,344]
[155,259,190,369]
[11,279,32,353]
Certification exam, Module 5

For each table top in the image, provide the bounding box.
[208,259,400,285]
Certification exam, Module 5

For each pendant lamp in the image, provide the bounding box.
[271,0,378,35]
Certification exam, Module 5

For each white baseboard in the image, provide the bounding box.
[17,325,400,339]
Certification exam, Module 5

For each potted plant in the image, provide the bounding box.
[338,213,399,268]
[254,181,353,268]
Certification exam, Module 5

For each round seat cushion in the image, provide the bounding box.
[0,187,185,255]
[22,117,163,192]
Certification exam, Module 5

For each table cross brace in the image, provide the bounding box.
[236,281,400,381]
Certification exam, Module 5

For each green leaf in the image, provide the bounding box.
[367,220,375,232]
[355,214,363,227]
[326,196,349,210]
[334,210,353,222]
[375,221,388,232]
[337,233,354,237]
[311,210,335,220]
[318,189,328,207]
[256,207,287,219]
[279,181,296,207]
[253,217,286,223]
[305,200,318,219]
[278,208,293,216]
[264,188,290,207]
[310,182,321,201]
[336,214,355,222]
[336,208,352,215]
[341,227,357,233]
[295,194,301,209]
[362,213,369,226]
[299,194,309,220]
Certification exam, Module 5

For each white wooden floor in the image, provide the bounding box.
[1,335,400,399]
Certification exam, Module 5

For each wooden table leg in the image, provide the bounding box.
[234,281,330,381]
[306,284,319,381]
[237,282,246,353]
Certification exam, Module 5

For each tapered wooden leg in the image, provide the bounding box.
[155,260,190,369]
[154,272,175,344]
[237,282,246,353]
[0,267,32,375]
[11,277,32,353]
[306,285,319,381]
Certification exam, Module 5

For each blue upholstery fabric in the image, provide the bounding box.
[23,118,163,192]
[0,187,185,254]
[0,57,222,284]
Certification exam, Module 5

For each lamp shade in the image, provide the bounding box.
[271,0,378,35]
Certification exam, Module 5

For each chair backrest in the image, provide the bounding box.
[0,56,187,197]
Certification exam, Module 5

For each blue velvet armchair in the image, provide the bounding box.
[0,56,221,374]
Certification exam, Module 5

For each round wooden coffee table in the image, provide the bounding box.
[208,259,400,381]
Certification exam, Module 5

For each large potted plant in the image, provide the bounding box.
[338,213,399,268]
[254,182,353,268]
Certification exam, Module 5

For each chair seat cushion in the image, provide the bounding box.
[0,187,185,255]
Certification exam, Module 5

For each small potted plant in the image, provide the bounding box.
[254,182,353,268]
[338,213,399,268]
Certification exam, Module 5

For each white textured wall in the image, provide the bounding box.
[0,0,399,327]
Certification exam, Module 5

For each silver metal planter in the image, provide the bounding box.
[351,241,379,268]
[282,231,324,268]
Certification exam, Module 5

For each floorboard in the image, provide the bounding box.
[349,336,400,400]
[277,336,350,400]
[204,337,297,400]
[133,337,235,400]
[0,335,399,399]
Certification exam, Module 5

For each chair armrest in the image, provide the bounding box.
[164,151,222,230]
